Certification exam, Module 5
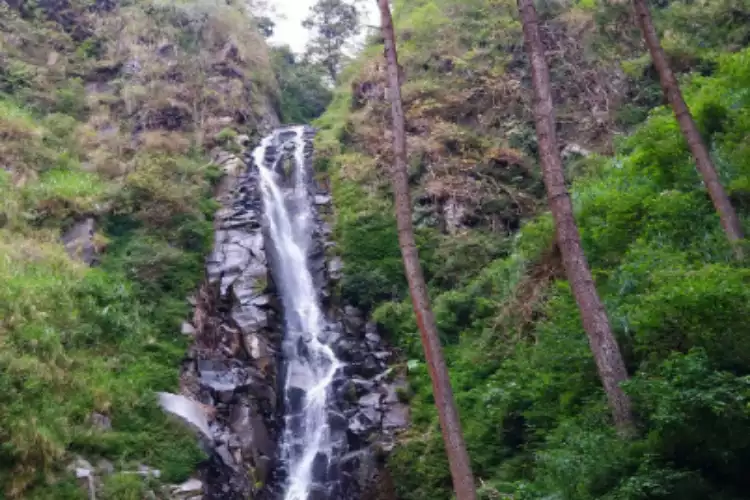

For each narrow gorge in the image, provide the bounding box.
[162,126,409,500]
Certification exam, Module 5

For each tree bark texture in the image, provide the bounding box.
[518,0,635,431]
[632,0,744,255]
[377,1,478,499]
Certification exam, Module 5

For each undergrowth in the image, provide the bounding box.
[0,0,275,496]
[0,95,214,497]
[315,0,750,493]
[383,49,750,500]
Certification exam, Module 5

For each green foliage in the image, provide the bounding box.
[22,168,110,223]
[0,230,207,495]
[302,0,362,81]
[333,180,407,310]
[0,0,282,495]
[330,45,750,500]
[0,81,214,500]
[53,78,87,119]
[100,473,149,499]
[271,45,333,124]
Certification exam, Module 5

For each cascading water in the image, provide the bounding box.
[253,126,342,500]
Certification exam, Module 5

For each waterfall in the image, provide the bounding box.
[253,126,342,500]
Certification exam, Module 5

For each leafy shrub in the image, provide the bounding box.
[378,47,750,500]
[53,78,87,119]
[22,168,110,223]
[0,230,206,496]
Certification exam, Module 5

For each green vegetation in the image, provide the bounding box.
[271,46,333,124]
[0,98,212,497]
[0,0,277,497]
[4,0,750,496]
[315,0,750,498]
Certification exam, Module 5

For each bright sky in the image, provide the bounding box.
[268,0,378,54]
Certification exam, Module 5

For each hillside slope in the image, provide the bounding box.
[316,0,750,498]
[0,1,278,497]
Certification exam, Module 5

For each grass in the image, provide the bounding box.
[0,0,279,495]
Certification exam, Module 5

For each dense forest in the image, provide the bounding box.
[315,0,750,498]
[1,0,750,498]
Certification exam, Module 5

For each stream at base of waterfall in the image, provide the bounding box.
[254,126,342,500]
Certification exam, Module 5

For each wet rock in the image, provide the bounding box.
[328,256,344,281]
[311,452,329,483]
[308,484,328,500]
[358,392,381,410]
[364,328,381,348]
[342,305,365,335]
[352,354,383,379]
[197,360,244,398]
[335,379,359,404]
[242,333,273,361]
[373,350,391,361]
[286,385,306,415]
[230,405,273,458]
[334,338,365,362]
[231,304,268,333]
[216,444,235,468]
[349,405,380,436]
[339,449,378,494]
[383,403,410,430]
[251,293,270,307]
[328,410,348,432]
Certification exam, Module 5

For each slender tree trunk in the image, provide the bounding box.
[376,1,477,499]
[518,0,634,432]
[632,0,744,256]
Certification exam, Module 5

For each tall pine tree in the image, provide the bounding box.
[632,0,744,257]
[377,1,478,498]
[303,0,362,82]
[517,0,634,431]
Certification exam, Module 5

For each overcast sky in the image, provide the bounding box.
[267,0,378,54]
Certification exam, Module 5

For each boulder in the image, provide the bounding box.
[383,403,410,430]
[229,404,273,459]
[158,392,212,442]
[62,217,97,265]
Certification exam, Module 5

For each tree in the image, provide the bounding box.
[242,0,279,37]
[517,0,634,431]
[377,1,478,499]
[255,15,275,38]
[303,0,362,82]
[631,0,744,257]
[270,46,332,124]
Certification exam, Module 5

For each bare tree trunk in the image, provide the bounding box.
[518,0,634,432]
[376,1,477,499]
[632,0,744,257]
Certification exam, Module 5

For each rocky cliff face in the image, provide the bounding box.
[0,1,285,497]
[173,129,409,499]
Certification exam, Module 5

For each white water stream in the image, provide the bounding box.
[253,126,341,500]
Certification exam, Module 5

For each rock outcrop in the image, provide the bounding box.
[62,217,98,265]
[166,130,408,499]
[170,144,283,500]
